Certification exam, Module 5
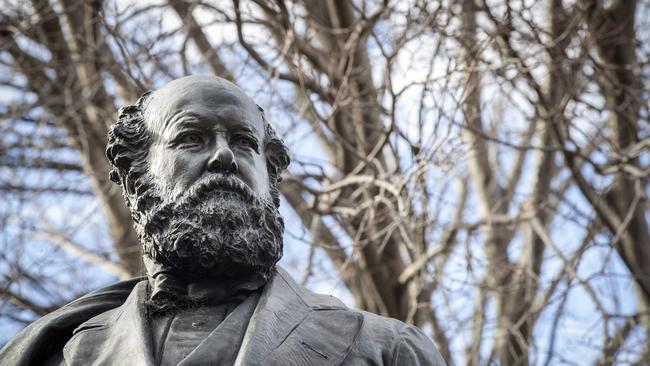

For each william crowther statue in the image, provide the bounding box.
[0,76,445,366]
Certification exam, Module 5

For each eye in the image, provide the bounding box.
[231,134,259,153]
[174,132,204,148]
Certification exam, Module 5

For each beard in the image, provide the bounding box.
[133,173,284,281]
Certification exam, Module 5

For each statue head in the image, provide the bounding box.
[106,76,290,281]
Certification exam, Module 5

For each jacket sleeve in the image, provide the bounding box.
[390,325,446,366]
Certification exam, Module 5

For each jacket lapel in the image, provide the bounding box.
[234,268,311,366]
[235,268,364,366]
[63,281,155,366]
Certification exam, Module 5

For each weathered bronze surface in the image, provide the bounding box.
[0,76,445,366]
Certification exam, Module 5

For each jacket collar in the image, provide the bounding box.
[63,267,361,366]
[235,267,360,366]
[234,268,313,365]
[62,280,155,366]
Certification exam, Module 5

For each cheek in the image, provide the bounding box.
[252,158,272,197]
[149,145,207,194]
[171,155,204,187]
[148,145,170,181]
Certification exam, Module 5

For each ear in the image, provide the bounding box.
[109,169,121,184]
[265,139,290,182]
[114,171,139,210]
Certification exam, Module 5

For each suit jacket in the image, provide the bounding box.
[0,268,445,366]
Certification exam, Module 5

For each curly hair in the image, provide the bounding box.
[106,92,290,210]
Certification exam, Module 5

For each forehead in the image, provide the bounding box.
[143,77,264,135]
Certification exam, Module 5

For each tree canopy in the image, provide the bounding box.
[1,0,649,364]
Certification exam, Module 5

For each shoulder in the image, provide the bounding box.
[274,268,347,309]
[275,269,445,365]
[0,278,142,366]
[346,310,446,365]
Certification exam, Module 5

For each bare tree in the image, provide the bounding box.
[1,0,648,364]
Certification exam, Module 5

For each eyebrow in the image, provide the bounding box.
[165,112,259,135]
[162,112,202,133]
[169,118,203,131]
[233,125,256,134]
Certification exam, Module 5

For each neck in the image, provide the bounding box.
[143,256,268,308]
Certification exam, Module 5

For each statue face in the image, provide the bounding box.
[144,76,271,202]
[128,76,284,280]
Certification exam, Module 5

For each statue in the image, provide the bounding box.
[0,76,445,366]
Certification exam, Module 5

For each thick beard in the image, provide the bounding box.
[134,173,284,281]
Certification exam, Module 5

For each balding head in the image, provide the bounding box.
[107,75,290,208]
[105,75,291,280]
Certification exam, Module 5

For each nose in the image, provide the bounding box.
[207,146,238,174]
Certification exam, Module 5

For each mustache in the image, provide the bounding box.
[179,173,257,205]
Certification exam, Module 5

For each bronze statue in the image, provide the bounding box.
[0,76,445,365]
